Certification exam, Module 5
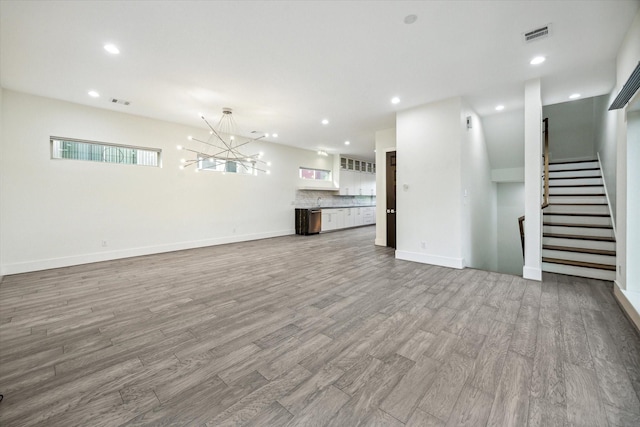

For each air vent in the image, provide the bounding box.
[523,25,550,43]
[609,61,640,110]
[110,98,131,106]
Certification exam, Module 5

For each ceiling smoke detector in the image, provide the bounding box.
[523,24,551,43]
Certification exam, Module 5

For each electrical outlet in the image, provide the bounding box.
[421,241,426,249]
[101,240,107,247]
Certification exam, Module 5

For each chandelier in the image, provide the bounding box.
[177,108,271,175]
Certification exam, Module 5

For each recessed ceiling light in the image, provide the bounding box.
[530,56,546,65]
[272,133,278,138]
[322,119,329,125]
[264,133,270,138]
[391,97,400,104]
[104,44,120,55]
[569,93,581,99]
[344,141,350,145]
[88,90,100,98]
[495,105,505,111]
[404,14,418,24]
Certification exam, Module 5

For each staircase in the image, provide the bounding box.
[541,159,616,281]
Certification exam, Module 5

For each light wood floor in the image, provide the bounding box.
[1,226,639,426]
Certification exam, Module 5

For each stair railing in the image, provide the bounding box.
[519,215,525,256]
[542,117,550,209]
[520,117,550,256]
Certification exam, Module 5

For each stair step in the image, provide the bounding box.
[550,203,607,206]
[549,168,601,178]
[544,225,614,239]
[542,262,616,281]
[548,177,603,186]
[549,198,607,206]
[543,245,616,256]
[543,249,616,266]
[543,214,612,227]
[549,193,605,197]
[543,222,613,229]
[549,184,603,188]
[549,175,602,179]
[544,233,615,242]
[543,212,610,217]
[549,167,600,172]
[542,257,616,271]
[549,159,598,165]
[549,187,605,195]
[544,204,610,215]
[542,236,615,251]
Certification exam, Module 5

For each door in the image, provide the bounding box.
[386,151,396,248]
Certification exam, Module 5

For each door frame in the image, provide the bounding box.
[374,147,397,247]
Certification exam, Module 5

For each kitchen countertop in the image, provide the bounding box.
[296,205,376,209]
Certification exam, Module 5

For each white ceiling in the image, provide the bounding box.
[1,1,638,161]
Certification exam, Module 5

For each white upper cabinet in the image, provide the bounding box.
[339,156,376,196]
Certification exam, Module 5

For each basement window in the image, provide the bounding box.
[299,167,331,181]
[51,137,161,167]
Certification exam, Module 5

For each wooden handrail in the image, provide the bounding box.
[519,215,525,256]
[542,117,550,209]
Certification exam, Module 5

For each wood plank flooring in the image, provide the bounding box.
[1,226,639,426]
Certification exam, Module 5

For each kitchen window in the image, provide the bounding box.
[299,167,331,181]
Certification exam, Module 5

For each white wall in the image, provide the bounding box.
[374,128,396,247]
[594,92,618,219]
[396,97,464,268]
[614,10,640,292]
[483,108,524,170]
[496,183,525,276]
[627,111,640,293]
[461,106,497,271]
[0,90,334,275]
[523,79,542,281]
[395,97,496,270]
[542,97,603,162]
[0,84,3,282]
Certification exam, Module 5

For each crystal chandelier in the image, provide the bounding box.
[177,108,271,175]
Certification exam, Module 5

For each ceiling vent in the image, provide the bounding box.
[110,98,131,106]
[609,61,640,110]
[523,25,550,43]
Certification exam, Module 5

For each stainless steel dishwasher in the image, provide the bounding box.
[295,208,322,235]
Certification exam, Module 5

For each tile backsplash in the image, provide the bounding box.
[295,190,376,208]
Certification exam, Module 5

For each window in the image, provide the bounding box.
[51,137,160,167]
[299,167,331,181]
[197,157,257,175]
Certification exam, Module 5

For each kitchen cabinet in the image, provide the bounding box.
[321,211,337,231]
[320,206,375,232]
[339,170,361,196]
[339,156,376,197]
[345,208,356,228]
[362,207,375,225]
[339,170,378,196]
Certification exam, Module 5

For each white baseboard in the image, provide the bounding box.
[395,250,464,269]
[1,229,295,275]
[523,266,542,281]
[374,238,386,246]
[613,282,640,333]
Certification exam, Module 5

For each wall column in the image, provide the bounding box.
[523,79,542,280]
